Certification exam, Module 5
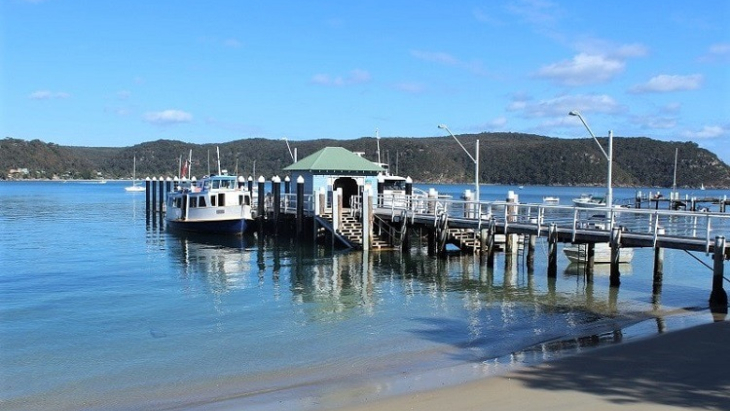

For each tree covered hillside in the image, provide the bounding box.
[2,133,729,188]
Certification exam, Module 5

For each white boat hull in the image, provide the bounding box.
[564,243,633,264]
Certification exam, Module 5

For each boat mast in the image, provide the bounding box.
[188,149,193,179]
[216,146,221,175]
[376,128,381,165]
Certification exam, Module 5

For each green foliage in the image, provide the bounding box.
[2,134,729,188]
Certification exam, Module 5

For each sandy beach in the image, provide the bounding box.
[331,320,730,411]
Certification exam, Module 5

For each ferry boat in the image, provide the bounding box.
[165,173,253,235]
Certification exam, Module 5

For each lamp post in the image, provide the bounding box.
[568,111,612,208]
[438,124,479,202]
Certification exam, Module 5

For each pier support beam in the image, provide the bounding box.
[272,176,281,234]
[145,177,151,215]
[526,218,537,269]
[609,226,622,287]
[653,228,665,288]
[158,176,164,215]
[296,176,304,238]
[547,223,557,278]
[710,236,728,314]
[257,176,266,232]
[486,219,496,268]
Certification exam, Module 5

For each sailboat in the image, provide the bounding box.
[125,156,145,192]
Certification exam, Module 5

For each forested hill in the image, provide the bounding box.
[2,132,729,188]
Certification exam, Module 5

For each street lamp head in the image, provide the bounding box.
[437,124,447,129]
[568,111,580,117]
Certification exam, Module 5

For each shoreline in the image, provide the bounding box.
[327,318,730,411]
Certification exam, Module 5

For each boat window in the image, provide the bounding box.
[212,180,220,189]
[210,195,216,207]
[198,196,207,207]
[218,193,225,207]
[189,197,197,208]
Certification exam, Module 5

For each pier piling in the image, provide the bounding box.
[610,226,622,287]
[547,223,557,278]
[710,236,728,314]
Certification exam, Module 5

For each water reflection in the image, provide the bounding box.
[168,232,257,293]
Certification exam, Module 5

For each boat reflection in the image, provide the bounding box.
[169,231,257,293]
[563,262,633,277]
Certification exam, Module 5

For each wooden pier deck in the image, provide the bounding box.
[144,177,730,313]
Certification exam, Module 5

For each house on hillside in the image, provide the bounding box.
[283,147,385,207]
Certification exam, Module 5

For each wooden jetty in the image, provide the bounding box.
[143,174,730,314]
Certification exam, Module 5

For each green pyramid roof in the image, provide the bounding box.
[283,147,385,173]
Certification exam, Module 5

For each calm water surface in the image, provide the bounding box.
[0,181,722,410]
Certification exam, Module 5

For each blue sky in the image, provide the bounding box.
[2,1,729,162]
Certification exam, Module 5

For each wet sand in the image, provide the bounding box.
[331,320,730,411]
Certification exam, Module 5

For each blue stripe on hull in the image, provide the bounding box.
[166,219,248,235]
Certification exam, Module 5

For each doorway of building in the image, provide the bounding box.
[333,177,359,208]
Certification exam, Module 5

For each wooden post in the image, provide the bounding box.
[296,175,304,238]
[151,177,158,214]
[586,242,595,280]
[272,175,281,233]
[247,176,253,194]
[257,176,266,227]
[145,177,151,215]
[710,236,728,313]
[487,218,496,268]
[158,176,164,215]
[610,226,622,287]
[653,227,665,286]
[547,223,557,278]
[527,217,537,270]
[377,174,384,207]
[362,185,371,251]
[405,177,413,210]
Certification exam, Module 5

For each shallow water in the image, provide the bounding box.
[0,181,723,410]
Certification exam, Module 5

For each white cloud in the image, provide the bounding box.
[505,0,562,28]
[223,38,242,48]
[311,69,371,87]
[633,115,677,130]
[117,90,131,100]
[411,50,460,66]
[699,43,730,63]
[29,90,70,100]
[488,116,508,128]
[510,94,623,118]
[681,125,726,139]
[393,82,425,94]
[629,74,703,93]
[535,53,625,86]
[709,43,730,55]
[410,50,490,76]
[143,109,193,125]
